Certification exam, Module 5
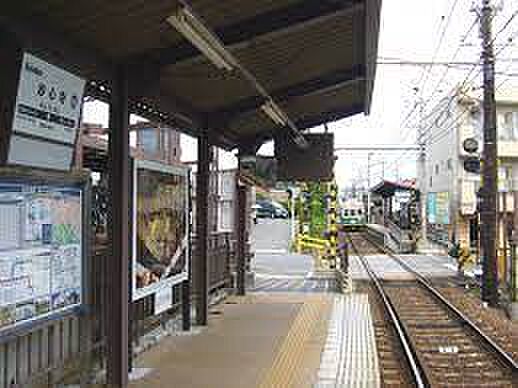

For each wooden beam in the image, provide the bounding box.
[106,66,130,387]
[0,15,114,83]
[0,29,23,165]
[211,65,365,120]
[237,103,365,149]
[133,0,364,67]
[194,128,210,325]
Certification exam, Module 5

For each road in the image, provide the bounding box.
[249,219,336,292]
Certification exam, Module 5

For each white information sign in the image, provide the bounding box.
[10,53,85,145]
[154,287,173,315]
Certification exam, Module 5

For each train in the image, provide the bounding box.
[340,197,366,231]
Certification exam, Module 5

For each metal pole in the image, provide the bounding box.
[367,152,372,223]
[236,180,247,295]
[480,0,499,306]
[290,190,296,245]
[195,130,210,325]
[107,66,130,387]
[511,192,518,319]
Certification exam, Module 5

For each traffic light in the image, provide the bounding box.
[464,156,481,173]
[462,138,480,173]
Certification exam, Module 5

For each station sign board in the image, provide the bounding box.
[8,53,85,171]
[132,160,189,301]
[0,168,88,334]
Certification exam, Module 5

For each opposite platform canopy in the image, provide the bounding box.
[371,180,416,198]
[1,0,382,150]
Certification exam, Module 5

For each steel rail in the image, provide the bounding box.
[364,234,518,377]
[346,234,429,388]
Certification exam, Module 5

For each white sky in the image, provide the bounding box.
[83,0,518,189]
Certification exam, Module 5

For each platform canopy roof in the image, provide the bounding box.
[1,0,382,150]
[371,179,416,198]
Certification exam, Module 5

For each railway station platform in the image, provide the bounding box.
[129,293,334,388]
[127,288,381,387]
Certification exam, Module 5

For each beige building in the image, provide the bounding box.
[422,86,518,260]
[132,121,182,165]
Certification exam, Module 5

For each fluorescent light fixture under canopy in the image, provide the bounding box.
[261,100,289,126]
[167,7,236,71]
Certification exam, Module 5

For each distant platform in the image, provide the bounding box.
[350,253,459,281]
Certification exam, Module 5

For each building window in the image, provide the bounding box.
[435,164,439,175]
[447,158,453,170]
[139,127,159,154]
[498,164,513,192]
[429,176,433,187]
[498,111,518,141]
[160,128,170,155]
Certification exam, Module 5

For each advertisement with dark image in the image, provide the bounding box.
[133,160,189,300]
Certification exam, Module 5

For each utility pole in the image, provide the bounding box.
[479,0,499,305]
[417,99,428,245]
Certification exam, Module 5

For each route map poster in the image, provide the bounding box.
[132,160,189,301]
[0,181,82,331]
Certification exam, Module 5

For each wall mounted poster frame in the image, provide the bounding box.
[0,167,89,336]
[132,160,189,301]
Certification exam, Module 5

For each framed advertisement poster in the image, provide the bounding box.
[132,160,189,301]
[0,167,89,335]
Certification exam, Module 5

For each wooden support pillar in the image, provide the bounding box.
[236,179,247,296]
[0,33,22,166]
[383,197,388,227]
[106,66,130,387]
[195,130,210,325]
[182,280,191,331]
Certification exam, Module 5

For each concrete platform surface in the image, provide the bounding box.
[129,293,332,388]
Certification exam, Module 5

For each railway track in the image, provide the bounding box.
[347,232,518,387]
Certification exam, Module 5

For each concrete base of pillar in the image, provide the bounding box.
[509,302,518,321]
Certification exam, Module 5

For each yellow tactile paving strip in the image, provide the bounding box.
[129,293,331,388]
[258,295,331,388]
